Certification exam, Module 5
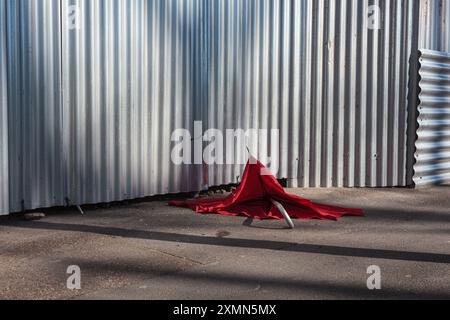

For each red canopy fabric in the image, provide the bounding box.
[169,158,364,221]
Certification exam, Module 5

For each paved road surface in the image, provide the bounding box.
[1,188,449,300]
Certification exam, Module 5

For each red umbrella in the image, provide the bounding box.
[170,157,364,228]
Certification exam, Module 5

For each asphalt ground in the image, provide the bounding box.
[1,187,449,300]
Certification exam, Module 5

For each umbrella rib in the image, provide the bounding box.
[270,198,295,229]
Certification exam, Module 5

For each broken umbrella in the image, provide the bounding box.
[169,157,364,228]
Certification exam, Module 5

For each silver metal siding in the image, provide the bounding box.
[419,0,450,51]
[1,0,427,214]
[61,0,204,205]
[205,0,419,188]
[0,0,8,215]
[414,49,450,186]
[6,0,65,212]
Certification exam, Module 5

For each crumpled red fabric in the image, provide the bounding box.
[169,158,364,221]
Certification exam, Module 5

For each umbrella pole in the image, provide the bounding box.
[270,199,295,229]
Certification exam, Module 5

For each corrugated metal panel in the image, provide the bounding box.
[0,0,9,215]
[2,0,425,214]
[419,0,450,52]
[61,0,205,205]
[205,0,419,188]
[414,49,450,186]
[6,0,66,212]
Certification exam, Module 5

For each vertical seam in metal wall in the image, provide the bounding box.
[408,2,421,187]
[59,0,69,205]
[17,0,24,211]
[1,0,9,214]
[59,0,67,205]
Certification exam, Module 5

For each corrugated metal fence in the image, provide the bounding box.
[205,0,419,188]
[6,0,66,213]
[414,49,450,186]
[5,0,207,213]
[60,0,205,206]
[415,0,450,185]
[0,0,442,214]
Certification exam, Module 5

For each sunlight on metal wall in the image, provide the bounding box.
[60,0,205,205]
[2,0,423,214]
[205,0,419,188]
[6,0,65,213]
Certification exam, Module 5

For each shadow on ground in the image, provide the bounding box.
[5,219,450,264]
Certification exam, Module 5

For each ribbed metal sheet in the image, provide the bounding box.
[6,0,66,212]
[205,0,419,188]
[0,0,426,214]
[414,49,450,186]
[61,0,205,205]
[419,0,450,52]
[0,0,9,215]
